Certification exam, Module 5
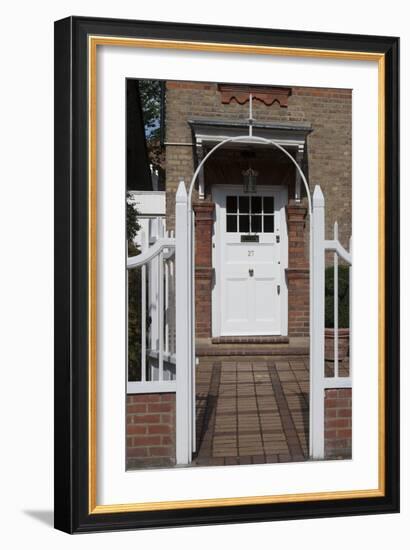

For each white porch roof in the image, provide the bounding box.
[188,119,312,150]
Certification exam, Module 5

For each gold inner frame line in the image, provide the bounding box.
[88,35,386,514]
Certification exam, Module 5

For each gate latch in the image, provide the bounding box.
[277,284,281,295]
[276,235,280,244]
[249,268,254,277]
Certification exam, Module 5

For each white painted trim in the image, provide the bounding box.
[311,186,326,459]
[158,250,164,381]
[175,181,191,465]
[127,381,176,394]
[190,211,196,453]
[322,378,352,389]
[279,186,289,336]
[333,222,339,378]
[141,264,147,382]
[127,238,175,268]
[128,190,166,195]
[325,239,352,264]
[147,350,176,364]
[310,186,353,459]
[127,190,166,216]
[196,134,306,149]
[211,196,219,338]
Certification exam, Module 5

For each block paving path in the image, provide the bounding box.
[194,358,309,466]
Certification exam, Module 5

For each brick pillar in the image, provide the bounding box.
[324,388,352,459]
[193,201,215,338]
[126,393,176,468]
[286,200,309,337]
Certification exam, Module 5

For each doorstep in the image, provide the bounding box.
[196,337,309,358]
[211,336,289,344]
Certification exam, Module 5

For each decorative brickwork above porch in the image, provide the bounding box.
[218,84,292,107]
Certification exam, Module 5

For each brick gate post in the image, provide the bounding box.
[193,201,215,338]
[286,199,310,338]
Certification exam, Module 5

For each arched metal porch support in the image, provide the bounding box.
[184,133,315,457]
[187,134,312,212]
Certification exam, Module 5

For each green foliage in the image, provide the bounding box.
[325,265,350,328]
[127,195,142,381]
[126,192,141,242]
[138,80,166,189]
[138,80,161,141]
[128,241,142,382]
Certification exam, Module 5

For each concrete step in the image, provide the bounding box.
[211,336,289,345]
[195,337,309,358]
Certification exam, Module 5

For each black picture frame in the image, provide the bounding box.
[54,15,400,534]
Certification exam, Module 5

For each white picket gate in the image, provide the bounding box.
[310,185,352,459]
[126,180,195,465]
[127,181,351,464]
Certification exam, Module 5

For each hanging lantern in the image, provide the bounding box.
[242,166,258,194]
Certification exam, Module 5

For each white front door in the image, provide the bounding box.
[212,186,288,336]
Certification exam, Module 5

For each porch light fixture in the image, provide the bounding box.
[241,93,258,194]
[242,166,258,194]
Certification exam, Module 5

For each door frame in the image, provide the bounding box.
[211,184,288,338]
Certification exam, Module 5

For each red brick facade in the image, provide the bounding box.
[324,388,352,459]
[164,81,351,341]
[126,80,353,468]
[191,197,311,339]
[165,81,352,250]
[126,393,176,467]
[286,200,310,338]
[193,201,215,337]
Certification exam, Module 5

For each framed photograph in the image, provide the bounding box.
[54,16,399,533]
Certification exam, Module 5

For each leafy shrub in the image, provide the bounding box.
[127,194,142,382]
[325,265,350,328]
[128,241,142,381]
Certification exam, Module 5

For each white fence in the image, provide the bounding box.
[127,217,176,392]
[126,181,195,465]
[127,181,351,464]
[310,185,352,459]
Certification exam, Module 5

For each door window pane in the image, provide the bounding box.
[226,215,237,232]
[251,196,262,214]
[264,215,274,233]
[251,215,262,233]
[226,196,237,213]
[264,197,274,213]
[239,215,250,232]
[225,195,276,234]
[239,196,250,213]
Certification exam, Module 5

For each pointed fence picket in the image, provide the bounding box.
[310,185,352,459]
[126,180,194,465]
[127,180,351,464]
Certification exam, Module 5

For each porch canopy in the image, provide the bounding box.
[188,119,312,200]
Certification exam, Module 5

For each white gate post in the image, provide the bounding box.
[311,185,325,459]
[175,180,191,465]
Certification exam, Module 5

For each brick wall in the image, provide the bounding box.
[126,393,176,468]
[324,388,352,459]
[164,81,351,338]
[165,81,351,249]
[287,271,310,337]
[286,200,309,337]
[193,201,215,337]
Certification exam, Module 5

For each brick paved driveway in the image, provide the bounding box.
[194,358,309,466]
